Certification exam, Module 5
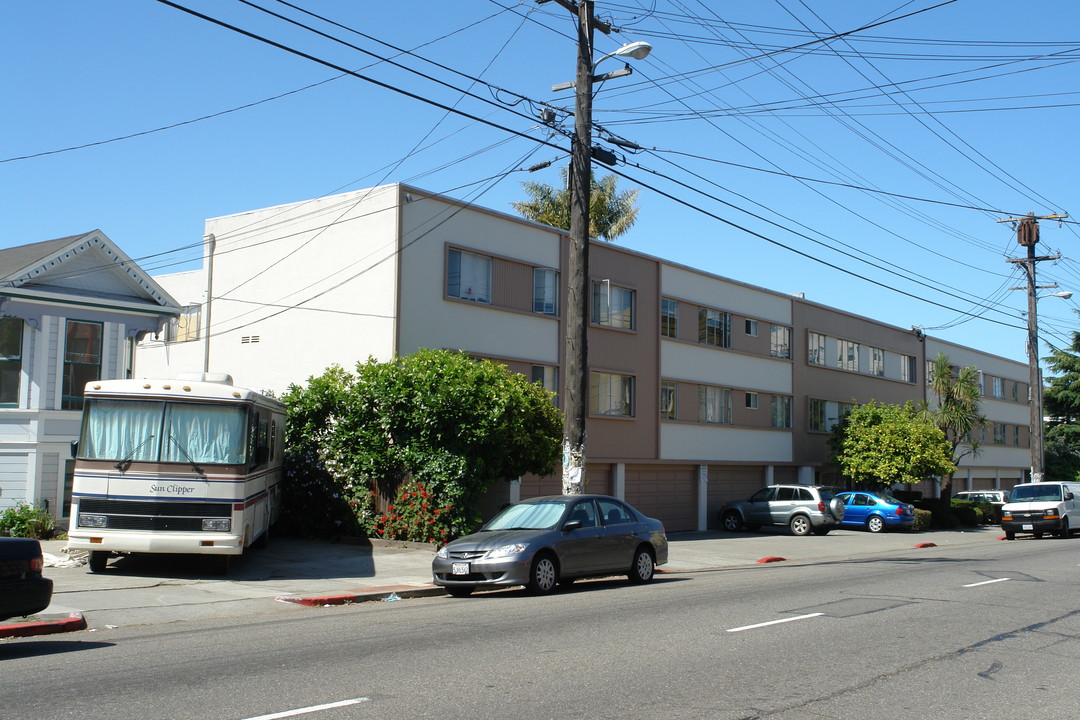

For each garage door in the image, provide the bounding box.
[624,465,696,532]
[708,466,765,528]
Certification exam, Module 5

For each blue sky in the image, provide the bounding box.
[4,0,1080,368]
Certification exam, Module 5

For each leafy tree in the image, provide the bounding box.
[511,168,639,242]
[1043,323,1080,480]
[280,349,563,542]
[917,352,985,499]
[829,401,956,489]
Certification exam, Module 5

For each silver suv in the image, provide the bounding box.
[721,485,845,536]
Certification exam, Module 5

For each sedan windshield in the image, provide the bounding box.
[484,501,567,531]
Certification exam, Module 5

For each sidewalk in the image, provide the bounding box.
[1,526,1005,639]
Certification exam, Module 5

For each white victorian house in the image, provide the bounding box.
[0,231,179,524]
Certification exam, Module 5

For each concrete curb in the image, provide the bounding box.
[0,612,87,639]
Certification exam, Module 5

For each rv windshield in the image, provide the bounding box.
[80,399,248,465]
[1009,485,1063,502]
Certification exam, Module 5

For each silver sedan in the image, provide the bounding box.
[432,494,668,596]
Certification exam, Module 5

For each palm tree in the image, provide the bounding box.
[511,169,639,242]
[918,352,986,499]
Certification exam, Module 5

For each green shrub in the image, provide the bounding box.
[951,499,1000,524]
[950,503,980,527]
[915,501,959,529]
[0,502,56,539]
[912,508,932,531]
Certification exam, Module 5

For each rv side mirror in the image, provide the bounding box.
[1066,491,1074,501]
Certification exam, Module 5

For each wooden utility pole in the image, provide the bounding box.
[542,0,611,494]
[1003,211,1069,482]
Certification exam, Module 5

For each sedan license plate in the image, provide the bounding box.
[452,562,470,575]
[1022,524,1034,530]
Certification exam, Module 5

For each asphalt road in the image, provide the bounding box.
[3,535,1077,719]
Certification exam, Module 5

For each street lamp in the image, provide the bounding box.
[553,2,652,495]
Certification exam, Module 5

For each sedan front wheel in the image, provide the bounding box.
[526,553,558,595]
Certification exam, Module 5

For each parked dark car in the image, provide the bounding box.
[432,495,668,596]
[834,491,915,532]
[720,485,845,536]
[0,538,54,622]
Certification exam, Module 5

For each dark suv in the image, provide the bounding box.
[720,485,845,536]
[0,538,54,622]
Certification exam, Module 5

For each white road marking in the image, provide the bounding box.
[242,698,371,720]
[727,612,824,633]
[963,577,1011,588]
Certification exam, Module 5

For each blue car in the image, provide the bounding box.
[835,491,915,533]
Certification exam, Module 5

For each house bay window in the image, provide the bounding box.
[62,320,102,411]
[0,317,23,407]
[447,248,492,304]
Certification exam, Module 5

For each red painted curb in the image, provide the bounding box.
[276,585,445,606]
[914,542,938,548]
[0,612,86,639]
[757,556,787,563]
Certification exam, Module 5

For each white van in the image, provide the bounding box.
[1000,482,1080,540]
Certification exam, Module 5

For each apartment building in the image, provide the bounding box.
[135,184,1031,531]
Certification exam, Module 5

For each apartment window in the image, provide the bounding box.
[533,269,558,315]
[62,320,102,411]
[770,325,792,359]
[993,423,1007,445]
[926,359,936,385]
[531,365,559,406]
[1012,381,1020,402]
[808,332,826,365]
[591,372,634,416]
[0,317,22,407]
[745,391,758,410]
[870,347,885,377]
[745,319,758,337]
[992,377,1005,399]
[1014,426,1021,446]
[163,304,201,343]
[809,398,826,432]
[592,281,635,330]
[698,308,731,348]
[660,380,677,420]
[901,355,916,383]
[837,339,859,372]
[771,395,792,429]
[447,248,492,303]
[698,385,731,424]
[660,299,679,338]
